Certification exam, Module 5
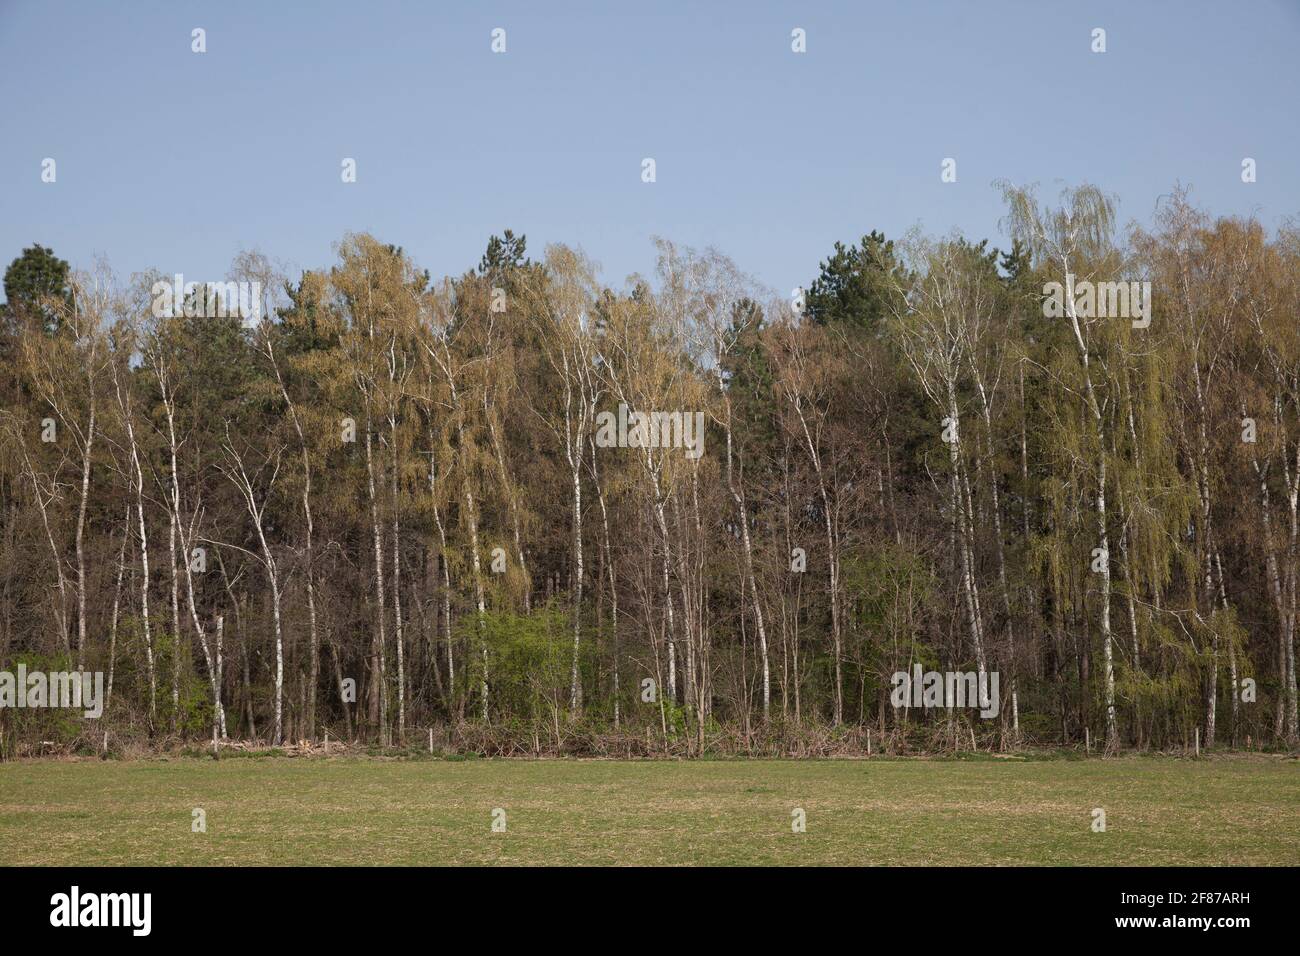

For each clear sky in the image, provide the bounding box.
[2,0,1297,298]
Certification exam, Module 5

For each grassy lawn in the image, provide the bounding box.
[0,755,1296,866]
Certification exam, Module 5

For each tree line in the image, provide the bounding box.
[1,183,1297,755]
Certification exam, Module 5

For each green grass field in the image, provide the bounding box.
[1,755,1296,865]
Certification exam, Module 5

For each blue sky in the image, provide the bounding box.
[2,0,1297,298]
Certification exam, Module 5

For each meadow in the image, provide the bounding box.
[1,755,1296,866]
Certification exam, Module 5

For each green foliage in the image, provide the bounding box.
[3,243,71,334]
[805,230,907,332]
[0,651,85,745]
[470,605,578,725]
